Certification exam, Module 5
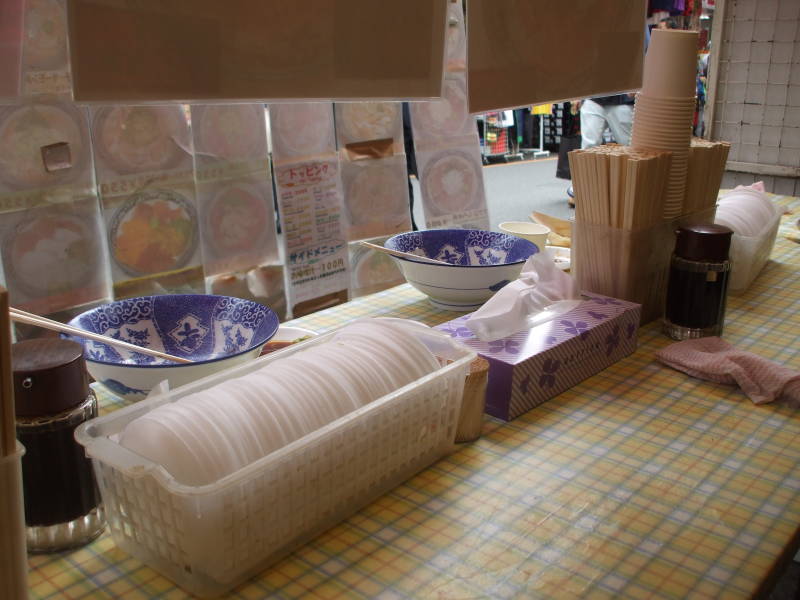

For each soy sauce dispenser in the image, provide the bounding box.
[663,224,733,340]
[13,338,105,552]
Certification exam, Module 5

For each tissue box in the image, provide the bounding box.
[435,293,641,420]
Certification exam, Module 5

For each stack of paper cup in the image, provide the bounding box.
[631,29,699,219]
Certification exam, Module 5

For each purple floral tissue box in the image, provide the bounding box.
[435,293,641,421]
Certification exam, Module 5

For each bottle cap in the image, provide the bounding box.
[674,224,733,262]
[12,339,89,417]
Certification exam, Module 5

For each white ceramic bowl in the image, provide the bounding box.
[384,229,538,311]
[66,294,279,400]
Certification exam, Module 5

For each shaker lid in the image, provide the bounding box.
[674,224,733,262]
[12,338,89,417]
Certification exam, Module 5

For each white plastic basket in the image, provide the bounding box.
[76,326,475,598]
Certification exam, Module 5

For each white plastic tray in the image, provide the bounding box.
[76,326,475,598]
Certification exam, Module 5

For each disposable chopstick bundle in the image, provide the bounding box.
[684,138,731,213]
[569,145,672,230]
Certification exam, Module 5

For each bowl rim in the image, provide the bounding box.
[384,228,538,267]
[66,294,280,369]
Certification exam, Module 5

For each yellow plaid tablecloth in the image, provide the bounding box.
[29,195,800,599]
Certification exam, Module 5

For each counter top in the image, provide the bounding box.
[28,194,800,599]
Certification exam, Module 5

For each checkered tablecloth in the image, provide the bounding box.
[28,195,800,599]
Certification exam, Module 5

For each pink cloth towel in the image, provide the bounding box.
[655,337,800,405]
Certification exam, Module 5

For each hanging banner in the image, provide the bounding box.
[67,0,447,103]
[467,0,645,113]
[274,158,349,313]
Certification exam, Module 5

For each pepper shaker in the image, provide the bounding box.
[13,338,105,552]
[663,224,733,341]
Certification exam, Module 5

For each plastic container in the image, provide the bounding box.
[0,442,28,600]
[572,207,716,324]
[726,205,782,294]
[75,327,475,598]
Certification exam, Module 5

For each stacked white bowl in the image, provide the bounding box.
[119,319,442,486]
[631,29,700,219]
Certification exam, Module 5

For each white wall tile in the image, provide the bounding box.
[778,0,800,20]
[773,20,798,43]
[733,19,755,42]
[778,147,800,167]
[790,63,800,86]
[769,64,791,85]
[750,42,773,63]
[755,0,779,21]
[765,84,788,106]
[773,176,796,195]
[745,83,767,104]
[743,104,763,125]
[784,107,800,127]
[730,41,752,62]
[720,123,742,143]
[781,126,800,148]
[758,146,779,164]
[726,143,740,161]
[739,144,760,162]
[741,124,761,144]
[771,42,794,63]
[748,63,769,84]
[723,103,744,123]
[753,20,776,42]
[788,85,800,107]
[726,82,748,103]
[728,62,749,83]
[764,106,786,125]
[761,125,781,146]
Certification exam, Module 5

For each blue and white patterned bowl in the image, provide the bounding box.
[384,229,538,311]
[66,294,279,400]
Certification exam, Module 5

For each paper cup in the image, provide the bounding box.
[642,30,700,98]
[1,443,28,600]
[498,221,549,250]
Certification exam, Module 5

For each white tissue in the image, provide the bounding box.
[465,251,581,342]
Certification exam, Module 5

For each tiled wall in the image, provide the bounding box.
[711,0,799,194]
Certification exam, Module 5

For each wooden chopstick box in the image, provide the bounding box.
[435,293,641,421]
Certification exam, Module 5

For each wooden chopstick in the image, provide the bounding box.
[1,288,15,457]
[9,307,192,364]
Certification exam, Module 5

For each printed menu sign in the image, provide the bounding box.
[274,159,349,310]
